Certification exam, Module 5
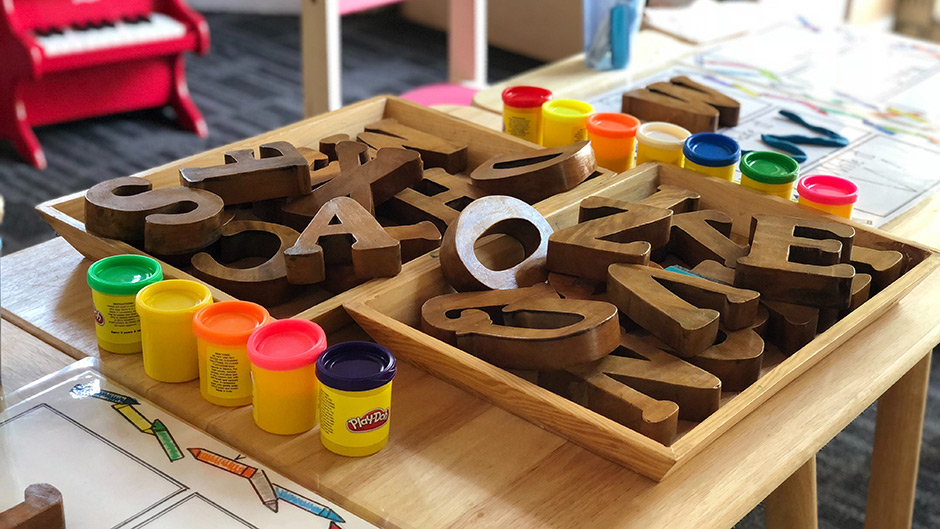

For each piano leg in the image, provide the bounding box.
[169,55,208,138]
[0,83,46,169]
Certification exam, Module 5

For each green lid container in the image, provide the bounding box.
[87,255,163,296]
[739,151,800,185]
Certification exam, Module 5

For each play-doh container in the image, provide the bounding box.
[541,99,594,148]
[798,175,858,219]
[502,86,553,144]
[247,319,327,435]
[586,112,640,172]
[136,280,213,383]
[316,341,397,457]
[682,133,741,181]
[86,255,163,354]
[635,122,691,166]
[739,151,800,200]
[193,301,270,407]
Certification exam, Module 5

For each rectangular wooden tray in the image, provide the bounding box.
[344,162,940,481]
[36,96,611,331]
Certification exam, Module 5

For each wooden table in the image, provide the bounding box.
[2,106,935,529]
[472,46,940,528]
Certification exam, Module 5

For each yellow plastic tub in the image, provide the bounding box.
[541,99,594,148]
[682,132,741,181]
[193,301,270,407]
[739,151,800,200]
[316,342,397,457]
[136,280,213,383]
[86,255,163,354]
[502,86,553,144]
[635,122,691,166]
[586,112,640,172]
[797,175,858,219]
[247,319,327,435]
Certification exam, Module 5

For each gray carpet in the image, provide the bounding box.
[0,10,937,529]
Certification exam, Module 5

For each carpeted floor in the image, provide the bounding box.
[0,10,937,529]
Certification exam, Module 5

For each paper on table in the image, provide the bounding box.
[0,361,378,529]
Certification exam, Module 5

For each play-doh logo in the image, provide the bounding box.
[346,408,389,433]
[94,309,105,326]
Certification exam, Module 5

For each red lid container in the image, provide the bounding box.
[247,319,327,371]
[501,86,553,108]
[798,175,858,206]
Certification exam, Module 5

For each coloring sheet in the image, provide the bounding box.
[0,362,378,529]
[588,30,940,227]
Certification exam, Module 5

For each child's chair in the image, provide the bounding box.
[301,0,486,116]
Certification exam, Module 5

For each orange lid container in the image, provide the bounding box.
[193,301,270,346]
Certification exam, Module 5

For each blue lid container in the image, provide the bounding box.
[316,341,397,392]
[683,133,741,167]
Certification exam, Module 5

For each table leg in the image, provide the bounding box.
[864,350,932,529]
[302,0,341,117]
[765,456,818,529]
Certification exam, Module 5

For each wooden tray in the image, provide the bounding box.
[36,96,611,329]
[344,162,940,481]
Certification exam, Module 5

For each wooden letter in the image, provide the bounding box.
[469,142,595,203]
[735,215,856,309]
[850,246,904,293]
[547,198,672,280]
[385,221,442,262]
[762,300,819,355]
[607,264,760,358]
[817,273,872,332]
[281,145,423,229]
[548,272,608,301]
[687,327,764,391]
[179,141,311,205]
[421,283,620,370]
[358,118,468,173]
[284,197,401,285]
[668,76,741,126]
[691,260,735,285]
[440,195,554,291]
[380,168,485,233]
[0,484,65,529]
[621,76,740,132]
[670,209,749,268]
[541,330,721,445]
[638,185,701,213]
[191,221,300,306]
[84,176,224,255]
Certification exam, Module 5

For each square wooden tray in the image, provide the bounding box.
[344,162,940,481]
[36,96,611,329]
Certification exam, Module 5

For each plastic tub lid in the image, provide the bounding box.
[683,133,741,167]
[136,280,212,314]
[502,86,553,108]
[193,300,270,346]
[587,113,640,139]
[87,254,163,296]
[316,341,397,392]
[798,175,858,206]
[739,151,800,185]
[248,319,327,372]
[541,99,594,123]
[636,122,691,150]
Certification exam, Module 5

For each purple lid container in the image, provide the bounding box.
[316,341,397,392]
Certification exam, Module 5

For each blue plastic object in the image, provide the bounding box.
[585,0,643,71]
[683,133,741,167]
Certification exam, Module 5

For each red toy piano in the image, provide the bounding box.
[0,0,210,169]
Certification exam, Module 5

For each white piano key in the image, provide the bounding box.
[35,13,187,57]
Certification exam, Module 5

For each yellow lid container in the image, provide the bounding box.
[541,99,594,148]
[635,122,691,166]
[136,280,213,383]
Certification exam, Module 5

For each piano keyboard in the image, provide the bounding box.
[34,13,187,57]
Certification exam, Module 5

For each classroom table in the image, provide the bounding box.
[1,105,935,529]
